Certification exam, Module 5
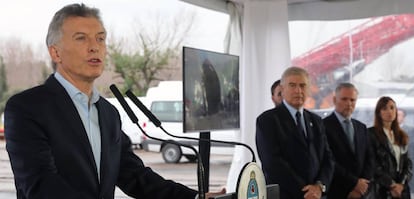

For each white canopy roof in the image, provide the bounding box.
[182,0,414,20]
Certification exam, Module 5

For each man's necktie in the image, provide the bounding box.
[296,111,306,137]
[343,119,355,151]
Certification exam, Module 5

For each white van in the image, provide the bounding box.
[106,97,148,149]
[141,81,236,163]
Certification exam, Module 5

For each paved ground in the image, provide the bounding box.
[0,139,232,198]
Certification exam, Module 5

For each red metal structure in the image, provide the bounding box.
[292,14,414,108]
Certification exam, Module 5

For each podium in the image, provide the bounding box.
[214,185,279,199]
[214,162,279,199]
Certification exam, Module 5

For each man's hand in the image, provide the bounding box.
[353,178,369,195]
[390,183,404,198]
[302,184,322,199]
[205,187,226,199]
[347,190,362,199]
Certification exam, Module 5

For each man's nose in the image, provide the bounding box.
[88,40,100,53]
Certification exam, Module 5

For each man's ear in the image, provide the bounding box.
[48,45,61,63]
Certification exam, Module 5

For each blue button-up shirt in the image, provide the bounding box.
[54,72,101,180]
[334,111,351,132]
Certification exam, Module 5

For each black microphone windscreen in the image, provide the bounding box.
[125,90,161,127]
[110,85,205,198]
[109,84,139,124]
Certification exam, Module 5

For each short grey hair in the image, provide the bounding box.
[335,82,358,95]
[280,66,310,86]
[46,3,104,70]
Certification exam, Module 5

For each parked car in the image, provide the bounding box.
[142,99,236,163]
[0,112,4,140]
[106,97,148,149]
[0,127,3,140]
[141,81,236,163]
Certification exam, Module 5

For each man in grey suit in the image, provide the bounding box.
[323,83,374,199]
[256,66,334,199]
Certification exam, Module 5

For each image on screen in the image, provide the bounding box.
[183,47,240,132]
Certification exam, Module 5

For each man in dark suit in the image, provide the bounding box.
[271,79,282,107]
[256,66,334,199]
[323,83,374,199]
[4,3,224,199]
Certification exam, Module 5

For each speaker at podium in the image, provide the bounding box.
[214,162,279,199]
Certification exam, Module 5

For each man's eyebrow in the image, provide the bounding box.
[72,32,86,37]
[71,31,106,37]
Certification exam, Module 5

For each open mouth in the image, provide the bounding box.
[88,58,102,64]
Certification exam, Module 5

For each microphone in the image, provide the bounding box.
[125,89,256,162]
[109,84,206,199]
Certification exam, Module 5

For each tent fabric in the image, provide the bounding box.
[288,0,414,21]
[224,2,243,55]
[181,0,414,193]
[224,0,291,192]
[182,0,414,21]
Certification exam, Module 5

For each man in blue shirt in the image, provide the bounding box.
[4,3,224,199]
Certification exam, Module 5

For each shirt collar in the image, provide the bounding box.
[54,72,100,104]
[334,111,350,122]
[283,99,304,118]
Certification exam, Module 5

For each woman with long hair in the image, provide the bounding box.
[369,96,412,199]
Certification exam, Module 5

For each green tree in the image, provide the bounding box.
[0,55,8,114]
[109,40,178,96]
[107,10,196,96]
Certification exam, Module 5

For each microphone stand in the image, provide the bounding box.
[109,84,206,199]
[135,123,206,199]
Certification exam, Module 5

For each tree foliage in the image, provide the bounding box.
[0,55,8,114]
[107,10,196,96]
[0,38,51,114]
[108,40,175,96]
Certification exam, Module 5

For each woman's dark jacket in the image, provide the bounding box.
[368,127,412,199]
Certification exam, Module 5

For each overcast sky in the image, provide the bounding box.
[0,0,229,52]
[0,0,395,58]
[1,0,413,84]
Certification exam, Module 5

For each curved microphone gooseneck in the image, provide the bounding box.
[125,89,256,163]
[109,84,205,199]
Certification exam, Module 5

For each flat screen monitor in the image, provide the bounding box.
[183,46,240,132]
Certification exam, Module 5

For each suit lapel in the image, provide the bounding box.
[96,99,110,191]
[303,111,313,143]
[330,114,355,154]
[279,104,308,147]
[351,120,362,156]
[45,76,99,181]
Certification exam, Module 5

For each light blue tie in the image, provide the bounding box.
[344,119,355,151]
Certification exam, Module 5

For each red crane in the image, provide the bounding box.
[292,14,414,108]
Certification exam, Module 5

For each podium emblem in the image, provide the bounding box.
[247,171,259,199]
[236,162,266,199]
